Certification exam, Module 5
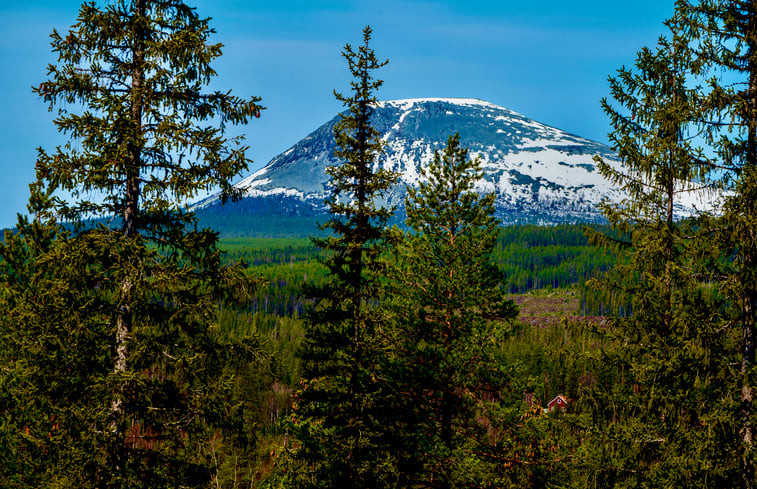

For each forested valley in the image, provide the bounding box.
[3,0,757,488]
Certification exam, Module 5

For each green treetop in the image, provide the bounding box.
[674,1,757,486]
[387,133,517,489]
[0,1,262,487]
[34,0,261,232]
[581,17,735,487]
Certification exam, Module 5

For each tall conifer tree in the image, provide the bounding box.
[0,1,262,487]
[387,134,517,489]
[582,18,734,487]
[674,1,757,486]
[292,26,399,489]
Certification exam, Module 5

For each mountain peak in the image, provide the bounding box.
[198,98,715,226]
[377,97,508,111]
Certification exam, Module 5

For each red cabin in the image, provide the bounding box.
[546,394,568,412]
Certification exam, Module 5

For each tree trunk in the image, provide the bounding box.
[439,388,453,489]
[663,78,677,336]
[740,6,757,487]
[112,0,145,424]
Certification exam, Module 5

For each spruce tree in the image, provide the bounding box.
[674,1,757,486]
[387,134,517,489]
[0,1,262,487]
[291,26,399,489]
[582,18,734,487]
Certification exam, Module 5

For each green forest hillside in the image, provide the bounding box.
[216,224,615,319]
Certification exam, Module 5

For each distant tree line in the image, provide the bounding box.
[217,226,618,320]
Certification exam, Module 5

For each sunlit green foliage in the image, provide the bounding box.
[384,134,517,488]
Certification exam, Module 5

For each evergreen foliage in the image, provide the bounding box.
[0,197,108,488]
[291,26,400,489]
[386,134,517,488]
[217,226,618,309]
[13,0,757,486]
[0,1,263,486]
[583,14,734,487]
[675,1,757,485]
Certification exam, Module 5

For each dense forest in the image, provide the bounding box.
[216,225,616,319]
[2,1,757,488]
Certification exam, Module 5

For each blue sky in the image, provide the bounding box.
[0,0,675,228]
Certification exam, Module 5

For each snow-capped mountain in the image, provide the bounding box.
[198,98,713,228]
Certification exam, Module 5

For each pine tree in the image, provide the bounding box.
[0,1,262,487]
[386,133,517,489]
[581,17,734,487]
[291,26,400,489]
